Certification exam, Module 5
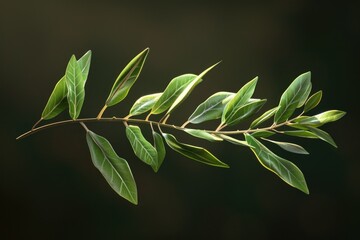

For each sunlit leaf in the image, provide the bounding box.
[162,133,229,168]
[304,90,322,113]
[222,77,258,124]
[250,107,278,128]
[166,62,219,114]
[65,55,85,120]
[217,134,252,147]
[251,130,276,138]
[224,99,267,126]
[184,129,223,142]
[274,72,312,124]
[294,110,346,127]
[261,138,309,154]
[86,130,137,204]
[41,51,91,120]
[105,48,149,107]
[151,74,197,115]
[245,134,309,194]
[282,130,318,139]
[129,93,162,117]
[152,131,166,171]
[126,125,159,172]
[188,92,235,124]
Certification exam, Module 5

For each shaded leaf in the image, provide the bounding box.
[245,134,309,194]
[184,129,223,142]
[166,63,219,115]
[129,93,162,117]
[151,74,197,115]
[282,130,318,139]
[126,125,159,172]
[251,130,276,138]
[224,99,267,126]
[304,90,322,113]
[307,126,337,148]
[250,107,278,128]
[105,48,149,107]
[188,92,235,124]
[274,72,312,124]
[261,138,309,154]
[86,130,137,204]
[162,133,229,168]
[65,55,85,120]
[152,131,166,170]
[218,134,252,147]
[41,51,92,120]
[222,77,258,124]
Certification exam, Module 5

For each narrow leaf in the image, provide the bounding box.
[126,125,159,172]
[250,107,278,128]
[41,51,92,120]
[188,92,235,124]
[282,130,318,139]
[65,55,85,120]
[274,72,312,124]
[129,93,162,117]
[295,110,346,127]
[307,126,337,148]
[261,138,309,154]
[251,130,276,138]
[218,134,252,147]
[222,77,258,124]
[224,99,267,126]
[151,74,197,115]
[184,129,223,142]
[162,133,229,168]
[304,90,322,112]
[105,48,149,107]
[152,131,166,171]
[166,62,219,114]
[86,130,137,204]
[245,134,309,194]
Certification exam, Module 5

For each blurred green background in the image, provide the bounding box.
[2,0,358,239]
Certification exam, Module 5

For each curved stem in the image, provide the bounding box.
[32,118,43,130]
[16,116,292,140]
[97,105,108,119]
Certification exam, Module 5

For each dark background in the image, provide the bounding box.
[1,0,358,239]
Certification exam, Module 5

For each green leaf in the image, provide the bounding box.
[282,130,318,139]
[65,55,85,120]
[162,133,229,168]
[105,48,149,107]
[152,131,166,171]
[224,99,267,126]
[86,130,137,204]
[261,138,309,154]
[245,134,309,194]
[41,77,68,120]
[250,107,278,128]
[129,93,162,117]
[126,125,159,172]
[251,130,276,138]
[274,72,312,124]
[307,126,337,148]
[41,51,92,120]
[184,129,223,142]
[304,90,322,112]
[188,92,235,124]
[151,74,197,115]
[222,77,258,124]
[166,62,219,115]
[295,110,346,127]
[218,134,252,147]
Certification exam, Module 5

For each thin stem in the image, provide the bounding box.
[97,105,108,119]
[80,122,89,132]
[32,118,43,130]
[181,120,190,128]
[16,116,293,140]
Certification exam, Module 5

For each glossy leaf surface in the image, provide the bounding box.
[86,130,137,204]
[188,92,235,124]
[218,134,252,147]
[162,133,229,168]
[152,131,166,171]
[274,72,312,124]
[250,107,278,128]
[304,90,322,112]
[245,134,309,194]
[129,93,162,117]
[65,55,85,120]
[294,110,346,127]
[307,126,337,148]
[261,138,309,154]
[224,99,267,126]
[105,48,149,107]
[126,125,159,172]
[184,129,223,142]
